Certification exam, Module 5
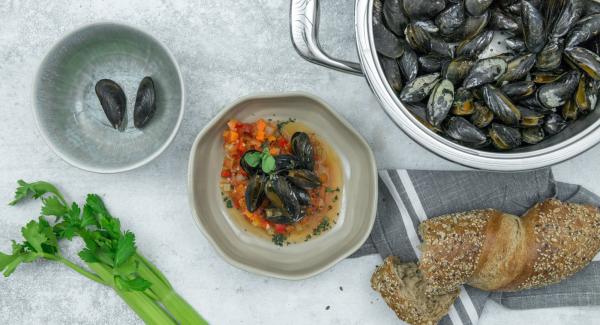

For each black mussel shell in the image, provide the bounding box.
[379,55,403,92]
[287,169,322,189]
[274,154,302,172]
[543,113,568,135]
[291,184,311,206]
[265,176,305,223]
[291,132,315,170]
[245,174,267,212]
[521,0,545,53]
[133,76,156,129]
[400,47,419,81]
[241,150,261,175]
[95,79,126,130]
[465,0,493,16]
[444,116,488,147]
[537,70,580,109]
[489,123,522,150]
[522,127,545,145]
[383,0,409,36]
[399,73,441,103]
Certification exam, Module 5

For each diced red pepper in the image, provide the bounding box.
[278,138,288,149]
[221,169,232,178]
[274,224,287,234]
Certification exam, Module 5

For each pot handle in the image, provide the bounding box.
[290,0,363,75]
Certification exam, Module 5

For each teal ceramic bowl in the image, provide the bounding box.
[34,22,184,173]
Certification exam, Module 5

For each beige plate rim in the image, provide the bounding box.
[187,91,378,280]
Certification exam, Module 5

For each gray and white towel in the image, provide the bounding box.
[352,169,600,325]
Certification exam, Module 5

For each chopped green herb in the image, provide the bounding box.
[304,234,312,242]
[313,217,331,236]
[325,187,340,193]
[226,200,233,209]
[272,234,286,246]
[277,118,296,133]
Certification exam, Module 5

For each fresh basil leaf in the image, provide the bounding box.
[243,152,262,168]
[262,155,276,174]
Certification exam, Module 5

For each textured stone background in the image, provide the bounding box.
[0,0,599,324]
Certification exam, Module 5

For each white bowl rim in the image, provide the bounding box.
[32,21,185,174]
[187,91,378,280]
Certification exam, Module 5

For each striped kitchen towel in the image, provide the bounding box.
[352,169,600,325]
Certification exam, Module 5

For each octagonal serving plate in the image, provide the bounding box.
[187,92,377,280]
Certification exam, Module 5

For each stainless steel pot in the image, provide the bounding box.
[290,0,600,171]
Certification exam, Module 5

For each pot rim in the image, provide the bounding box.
[354,0,600,171]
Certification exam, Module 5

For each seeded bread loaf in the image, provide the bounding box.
[372,199,600,325]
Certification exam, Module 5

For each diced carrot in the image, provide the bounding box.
[267,135,277,142]
[221,169,232,178]
[256,119,267,141]
[270,147,280,155]
[228,131,239,142]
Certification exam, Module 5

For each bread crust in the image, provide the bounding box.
[371,257,459,325]
[418,199,600,293]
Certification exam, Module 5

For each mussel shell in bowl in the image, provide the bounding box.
[34,22,183,173]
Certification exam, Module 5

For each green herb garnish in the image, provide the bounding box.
[313,217,331,236]
[1,180,207,325]
[272,233,286,246]
[277,118,296,133]
[243,147,276,174]
[226,199,233,209]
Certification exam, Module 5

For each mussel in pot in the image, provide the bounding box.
[444,116,488,148]
[489,123,522,150]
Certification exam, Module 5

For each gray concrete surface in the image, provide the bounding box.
[0,0,599,324]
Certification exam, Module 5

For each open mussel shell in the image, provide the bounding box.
[531,71,565,84]
[463,58,508,89]
[379,55,403,92]
[374,22,405,58]
[549,0,584,39]
[287,169,321,189]
[537,70,580,109]
[443,58,474,85]
[264,175,304,223]
[383,0,409,36]
[403,0,445,19]
[562,98,579,121]
[535,40,563,72]
[427,79,455,127]
[470,102,494,128]
[245,173,267,212]
[521,0,545,54]
[482,85,521,126]
[574,78,599,114]
[291,184,311,206]
[399,73,441,103]
[95,79,126,130]
[451,88,475,116]
[566,13,600,48]
[133,76,157,129]
[291,132,315,171]
[499,54,536,82]
[543,113,568,136]
[444,116,488,148]
[501,81,536,100]
[564,47,600,80]
[489,123,522,150]
[464,0,493,16]
[518,106,544,128]
[241,150,261,175]
[456,30,494,58]
[522,127,545,145]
